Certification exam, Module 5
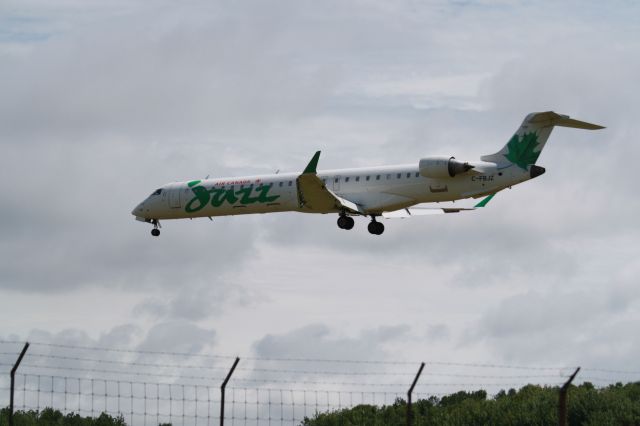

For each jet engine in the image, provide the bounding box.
[418,156,473,178]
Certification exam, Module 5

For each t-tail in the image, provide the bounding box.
[481,111,605,175]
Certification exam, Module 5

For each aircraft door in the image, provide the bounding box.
[169,186,181,208]
[333,175,341,192]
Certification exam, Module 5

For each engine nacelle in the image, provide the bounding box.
[419,156,473,178]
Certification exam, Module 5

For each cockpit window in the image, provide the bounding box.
[151,188,162,196]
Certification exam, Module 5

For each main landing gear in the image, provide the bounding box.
[367,216,384,235]
[150,219,161,237]
[337,214,384,235]
[337,215,355,230]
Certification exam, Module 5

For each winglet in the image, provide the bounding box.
[303,151,321,174]
[474,193,495,208]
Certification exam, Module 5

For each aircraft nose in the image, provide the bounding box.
[131,202,145,216]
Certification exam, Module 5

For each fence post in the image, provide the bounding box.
[406,362,425,426]
[220,357,239,426]
[558,367,580,426]
[9,342,30,426]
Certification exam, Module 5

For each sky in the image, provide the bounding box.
[1,0,640,400]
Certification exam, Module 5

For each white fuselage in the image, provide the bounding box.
[131,111,603,236]
[132,162,531,221]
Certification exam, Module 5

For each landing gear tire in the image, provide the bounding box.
[367,220,384,235]
[151,228,160,237]
[343,216,354,230]
[337,215,355,230]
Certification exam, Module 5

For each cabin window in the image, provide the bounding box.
[334,178,339,183]
[386,174,391,180]
[279,182,283,187]
[288,181,292,186]
[345,177,350,182]
[397,173,401,179]
[376,175,380,180]
[415,172,419,177]
[355,176,360,182]
[366,176,370,181]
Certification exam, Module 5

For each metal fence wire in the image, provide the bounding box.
[2,340,638,426]
[5,375,419,426]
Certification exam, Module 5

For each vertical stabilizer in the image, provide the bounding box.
[481,111,604,170]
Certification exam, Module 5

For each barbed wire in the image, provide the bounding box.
[1,361,575,381]
[0,352,232,372]
[0,352,419,376]
[0,363,568,387]
[0,363,227,383]
[0,340,589,371]
[0,340,237,361]
[0,352,591,381]
[581,367,640,375]
[3,341,638,387]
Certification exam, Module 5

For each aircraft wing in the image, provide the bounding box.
[382,194,495,219]
[296,151,364,214]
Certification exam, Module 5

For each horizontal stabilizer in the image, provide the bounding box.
[528,111,605,130]
[555,117,605,130]
[383,194,495,219]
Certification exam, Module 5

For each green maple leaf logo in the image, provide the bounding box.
[504,132,541,170]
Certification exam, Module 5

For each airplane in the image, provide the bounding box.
[132,111,604,236]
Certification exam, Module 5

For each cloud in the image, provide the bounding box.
[426,324,450,342]
[136,321,217,354]
[253,323,410,362]
[0,1,345,143]
[1,0,639,388]
[133,281,255,321]
[471,283,640,377]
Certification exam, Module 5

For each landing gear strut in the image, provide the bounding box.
[367,216,384,235]
[337,215,355,230]
[151,220,161,237]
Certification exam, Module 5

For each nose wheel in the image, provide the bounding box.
[367,217,384,235]
[337,215,355,230]
[150,220,161,237]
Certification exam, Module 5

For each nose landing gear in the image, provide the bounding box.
[337,215,355,230]
[150,220,161,237]
[367,216,384,235]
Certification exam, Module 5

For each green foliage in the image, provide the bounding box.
[504,132,541,170]
[0,408,126,426]
[302,382,640,426]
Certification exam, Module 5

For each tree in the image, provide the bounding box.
[302,382,640,426]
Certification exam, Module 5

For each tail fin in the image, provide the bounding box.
[481,111,605,170]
